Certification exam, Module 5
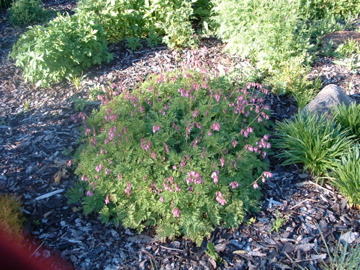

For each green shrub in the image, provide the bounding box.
[68,68,272,245]
[330,144,360,207]
[76,0,197,48]
[0,0,13,9]
[210,0,357,94]
[299,0,360,20]
[9,12,113,87]
[0,194,25,241]
[333,103,360,139]
[8,0,52,26]
[211,0,314,94]
[274,112,354,176]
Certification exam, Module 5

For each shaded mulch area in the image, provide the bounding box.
[1,1,360,269]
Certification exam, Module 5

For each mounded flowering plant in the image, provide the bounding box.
[68,69,272,245]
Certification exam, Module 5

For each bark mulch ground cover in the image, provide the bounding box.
[1,1,360,269]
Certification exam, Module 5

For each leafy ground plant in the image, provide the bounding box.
[68,69,272,245]
[274,112,354,177]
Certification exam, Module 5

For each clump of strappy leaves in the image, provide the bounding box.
[68,68,272,245]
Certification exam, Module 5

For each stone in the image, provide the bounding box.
[322,31,360,49]
[302,84,354,116]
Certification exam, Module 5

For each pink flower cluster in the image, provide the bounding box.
[105,108,118,122]
[140,138,151,151]
[172,208,181,218]
[153,125,160,133]
[163,177,181,192]
[95,163,103,173]
[211,122,221,131]
[125,182,132,195]
[240,127,253,138]
[186,171,203,185]
[229,181,239,189]
[211,170,219,184]
[215,191,226,205]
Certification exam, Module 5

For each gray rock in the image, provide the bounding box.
[302,84,354,116]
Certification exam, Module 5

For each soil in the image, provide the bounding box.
[1,1,360,270]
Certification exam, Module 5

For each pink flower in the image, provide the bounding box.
[86,190,94,196]
[215,191,226,205]
[211,170,219,184]
[151,152,157,159]
[85,128,91,136]
[140,139,151,151]
[105,169,111,175]
[81,175,88,182]
[173,165,178,170]
[95,163,103,173]
[232,141,238,148]
[229,181,239,189]
[163,142,170,153]
[186,125,192,133]
[153,125,160,133]
[192,110,199,117]
[186,171,203,184]
[220,157,225,167]
[263,171,273,178]
[159,197,164,202]
[211,122,221,131]
[117,174,123,180]
[105,195,110,205]
[215,94,221,102]
[125,182,132,195]
[180,160,186,167]
[253,182,259,189]
[172,208,181,218]
[172,122,179,131]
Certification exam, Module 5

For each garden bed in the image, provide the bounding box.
[1,1,360,269]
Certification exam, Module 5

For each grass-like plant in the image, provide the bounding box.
[274,112,354,176]
[329,144,360,207]
[68,68,272,245]
[0,194,25,241]
[319,228,360,270]
[333,102,360,139]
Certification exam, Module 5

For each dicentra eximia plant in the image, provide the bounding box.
[68,68,272,245]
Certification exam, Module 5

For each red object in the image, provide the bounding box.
[0,230,73,270]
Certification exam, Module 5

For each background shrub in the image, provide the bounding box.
[68,68,272,245]
[8,0,52,27]
[0,0,13,9]
[76,0,197,48]
[300,0,360,20]
[10,12,113,87]
[210,0,358,94]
